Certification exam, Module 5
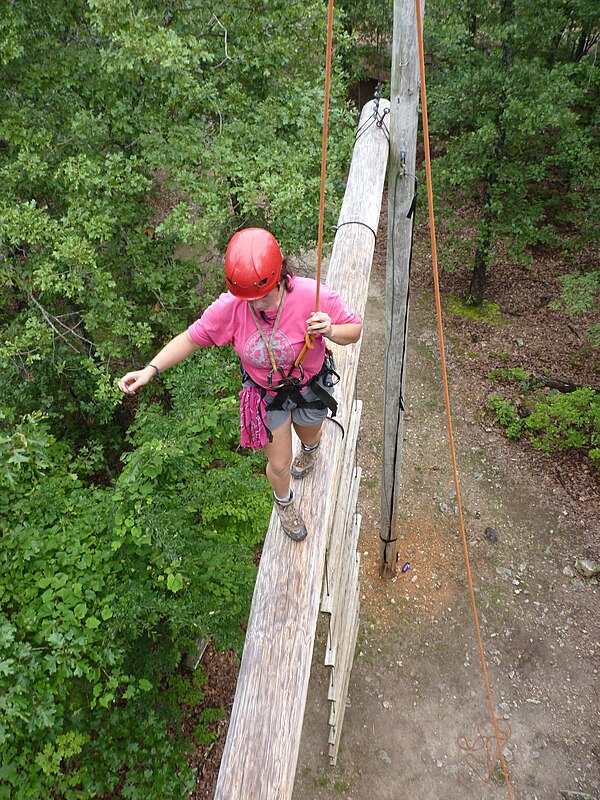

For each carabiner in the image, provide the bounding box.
[322,349,340,387]
[267,369,287,390]
[291,363,305,383]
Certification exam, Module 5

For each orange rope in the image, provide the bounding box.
[414,1,514,797]
[295,0,334,368]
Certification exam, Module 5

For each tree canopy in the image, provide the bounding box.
[0,0,354,446]
[0,1,355,795]
[1,0,598,795]
[425,0,599,304]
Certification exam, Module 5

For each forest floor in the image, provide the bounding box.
[188,196,599,800]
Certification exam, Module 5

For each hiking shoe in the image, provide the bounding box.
[274,492,308,541]
[290,442,320,479]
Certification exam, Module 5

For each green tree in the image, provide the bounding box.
[335,0,392,83]
[0,351,271,798]
[0,2,354,792]
[426,0,599,304]
[0,0,354,452]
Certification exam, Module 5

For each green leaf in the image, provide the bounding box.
[74,602,87,619]
[166,572,184,593]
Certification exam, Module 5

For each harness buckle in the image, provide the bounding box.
[267,363,305,390]
[322,348,340,388]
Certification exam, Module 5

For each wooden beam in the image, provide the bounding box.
[321,403,362,618]
[379,0,422,576]
[214,98,389,800]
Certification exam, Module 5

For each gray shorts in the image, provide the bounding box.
[263,377,335,432]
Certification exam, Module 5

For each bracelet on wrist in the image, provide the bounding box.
[148,363,160,377]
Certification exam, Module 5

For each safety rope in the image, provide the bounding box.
[295,0,335,369]
[414,1,514,797]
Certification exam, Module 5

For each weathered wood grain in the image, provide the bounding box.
[380,0,422,574]
[328,537,361,764]
[321,403,362,618]
[214,99,389,800]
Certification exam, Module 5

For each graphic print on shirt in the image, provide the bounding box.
[243,329,295,370]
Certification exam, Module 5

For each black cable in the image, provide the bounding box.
[334,220,377,241]
[354,114,378,142]
[380,170,418,561]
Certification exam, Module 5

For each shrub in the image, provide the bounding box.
[485,393,524,440]
[523,388,600,466]
[486,388,600,469]
[0,348,271,797]
[488,367,531,387]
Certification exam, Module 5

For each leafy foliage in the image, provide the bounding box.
[486,393,524,440]
[0,1,357,795]
[551,270,600,346]
[486,387,600,468]
[0,0,354,446]
[553,271,600,315]
[335,0,392,83]
[0,1,357,794]
[489,366,531,389]
[0,350,271,798]
[425,0,600,300]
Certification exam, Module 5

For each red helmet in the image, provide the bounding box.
[225,228,283,300]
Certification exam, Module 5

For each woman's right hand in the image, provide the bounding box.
[118,366,154,395]
[118,331,200,396]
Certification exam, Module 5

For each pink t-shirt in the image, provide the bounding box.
[188,276,361,389]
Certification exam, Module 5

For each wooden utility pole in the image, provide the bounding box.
[379,0,421,575]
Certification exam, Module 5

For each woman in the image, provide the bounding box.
[118,228,362,541]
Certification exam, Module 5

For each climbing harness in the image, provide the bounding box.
[239,289,342,446]
[239,358,340,446]
[266,356,339,417]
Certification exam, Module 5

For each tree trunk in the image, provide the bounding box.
[466,0,513,306]
[379,0,420,576]
[468,184,493,305]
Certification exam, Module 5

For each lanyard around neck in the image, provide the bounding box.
[248,288,286,373]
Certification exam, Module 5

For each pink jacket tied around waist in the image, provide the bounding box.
[239,385,269,449]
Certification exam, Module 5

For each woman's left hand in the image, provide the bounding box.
[307,311,333,339]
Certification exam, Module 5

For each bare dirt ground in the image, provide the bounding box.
[291,204,599,800]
